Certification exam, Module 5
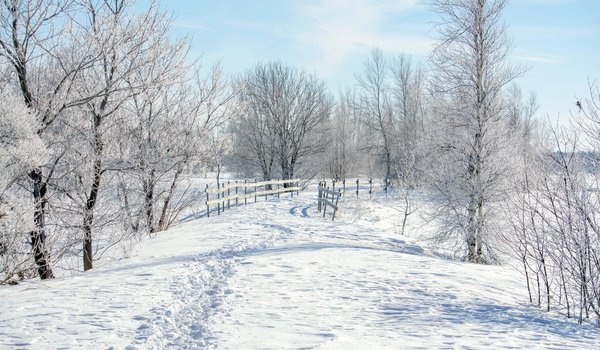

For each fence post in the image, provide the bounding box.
[356,178,359,198]
[277,180,280,199]
[317,181,322,212]
[254,180,257,203]
[323,186,328,218]
[343,179,346,195]
[264,180,268,201]
[244,180,247,206]
[217,182,221,215]
[369,178,372,199]
[332,180,336,192]
[332,189,341,221]
[296,180,299,196]
[227,181,231,209]
[221,183,225,212]
[385,178,389,198]
[223,182,226,212]
[205,184,210,218]
[235,180,238,206]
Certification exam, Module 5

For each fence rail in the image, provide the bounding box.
[205,179,300,217]
[317,182,342,221]
[320,178,392,199]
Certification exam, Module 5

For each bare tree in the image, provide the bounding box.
[390,54,426,187]
[233,61,332,183]
[428,0,525,263]
[356,49,395,180]
[325,89,362,180]
[230,92,278,182]
[155,63,235,233]
[507,127,600,322]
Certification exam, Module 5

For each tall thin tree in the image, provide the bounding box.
[429,0,525,263]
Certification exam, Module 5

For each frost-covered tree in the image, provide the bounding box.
[324,89,362,180]
[354,49,426,182]
[356,49,395,180]
[233,62,332,182]
[389,54,426,187]
[0,0,100,279]
[428,0,525,263]
[124,60,233,235]
[0,0,213,277]
[69,0,190,270]
[0,90,46,284]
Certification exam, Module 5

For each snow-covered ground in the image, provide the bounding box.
[1,190,599,349]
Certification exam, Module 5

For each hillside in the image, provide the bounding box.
[1,191,599,349]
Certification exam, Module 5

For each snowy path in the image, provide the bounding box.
[132,210,296,348]
[212,197,600,349]
[1,192,600,349]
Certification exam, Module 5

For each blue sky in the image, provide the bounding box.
[143,0,599,122]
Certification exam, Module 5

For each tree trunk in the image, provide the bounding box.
[158,167,183,232]
[82,116,103,271]
[82,214,93,271]
[29,168,54,279]
[281,159,295,188]
[144,169,156,234]
[262,167,273,191]
[466,199,478,262]
[384,146,392,182]
[475,197,484,262]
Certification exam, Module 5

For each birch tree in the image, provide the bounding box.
[429,0,525,263]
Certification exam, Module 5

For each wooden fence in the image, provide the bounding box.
[317,181,342,221]
[205,179,301,217]
[320,178,392,198]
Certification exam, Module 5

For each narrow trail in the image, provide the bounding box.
[131,200,301,349]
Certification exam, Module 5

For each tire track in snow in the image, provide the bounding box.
[289,205,311,218]
[131,220,294,349]
[301,206,310,217]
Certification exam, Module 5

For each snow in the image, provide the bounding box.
[1,189,600,349]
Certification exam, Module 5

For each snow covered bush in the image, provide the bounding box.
[504,83,600,325]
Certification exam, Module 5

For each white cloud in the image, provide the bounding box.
[526,0,582,3]
[514,55,560,64]
[173,22,209,31]
[291,0,430,77]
